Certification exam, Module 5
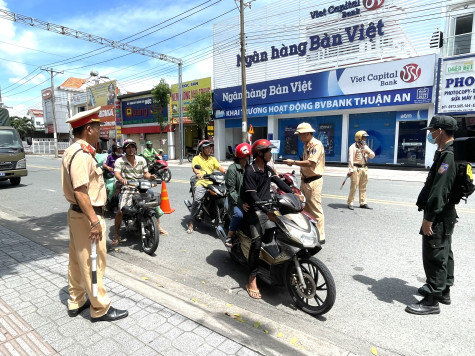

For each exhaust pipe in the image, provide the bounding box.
[216,225,227,243]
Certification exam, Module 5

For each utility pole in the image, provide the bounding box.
[239,0,249,143]
[41,67,63,158]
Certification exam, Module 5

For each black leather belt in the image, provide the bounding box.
[303,175,322,183]
[354,164,366,168]
[70,204,104,216]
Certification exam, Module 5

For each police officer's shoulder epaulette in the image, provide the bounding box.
[79,142,95,155]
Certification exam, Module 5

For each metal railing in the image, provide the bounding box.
[441,31,475,57]
[24,139,69,154]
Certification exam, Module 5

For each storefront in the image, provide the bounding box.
[118,91,172,157]
[214,55,436,166]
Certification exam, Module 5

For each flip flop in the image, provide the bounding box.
[225,237,233,247]
[245,284,262,299]
[186,226,193,234]
[159,228,168,235]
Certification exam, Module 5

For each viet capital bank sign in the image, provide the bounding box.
[236,0,386,68]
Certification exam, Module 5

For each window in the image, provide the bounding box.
[453,14,473,55]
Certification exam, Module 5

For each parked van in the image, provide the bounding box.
[0,108,31,186]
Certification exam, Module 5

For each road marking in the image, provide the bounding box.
[28,165,60,170]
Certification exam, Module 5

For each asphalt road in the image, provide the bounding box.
[1,155,475,356]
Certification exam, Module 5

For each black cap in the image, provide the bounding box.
[421,115,457,131]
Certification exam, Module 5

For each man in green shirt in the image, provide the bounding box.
[406,115,458,315]
[143,141,159,163]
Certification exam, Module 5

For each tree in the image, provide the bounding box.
[187,91,212,140]
[151,79,171,149]
[11,116,35,139]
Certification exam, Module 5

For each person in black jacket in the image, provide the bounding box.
[243,139,294,299]
[406,115,458,315]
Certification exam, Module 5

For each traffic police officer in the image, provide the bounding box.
[347,130,375,210]
[284,122,326,242]
[61,107,128,322]
[406,115,458,315]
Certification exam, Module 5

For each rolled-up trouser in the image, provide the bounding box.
[191,185,207,219]
[421,216,456,297]
[248,210,269,277]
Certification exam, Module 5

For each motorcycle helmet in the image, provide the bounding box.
[251,139,275,155]
[123,139,137,149]
[198,139,214,152]
[235,143,252,159]
[355,130,369,142]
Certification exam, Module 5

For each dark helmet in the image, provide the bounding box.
[251,139,275,155]
[123,139,137,149]
[111,144,122,152]
[235,143,252,159]
[198,139,214,152]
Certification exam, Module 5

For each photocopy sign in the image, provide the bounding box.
[438,55,475,114]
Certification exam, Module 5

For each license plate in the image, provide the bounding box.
[0,172,5,177]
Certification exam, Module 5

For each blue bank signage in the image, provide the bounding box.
[215,55,435,119]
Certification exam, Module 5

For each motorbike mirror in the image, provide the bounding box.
[194,164,202,170]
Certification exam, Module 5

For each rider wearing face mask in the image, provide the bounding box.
[407,115,459,316]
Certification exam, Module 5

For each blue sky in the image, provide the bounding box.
[0,0,274,116]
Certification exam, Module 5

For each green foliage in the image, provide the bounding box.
[151,78,170,128]
[10,116,35,138]
[187,91,212,139]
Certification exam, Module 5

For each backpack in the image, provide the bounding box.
[449,161,474,204]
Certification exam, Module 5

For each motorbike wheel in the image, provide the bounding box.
[162,169,172,183]
[187,154,193,162]
[142,216,159,255]
[286,256,336,316]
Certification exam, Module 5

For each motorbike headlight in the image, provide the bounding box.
[139,181,152,190]
[16,158,26,169]
[276,216,318,248]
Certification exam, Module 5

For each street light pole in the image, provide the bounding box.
[240,0,248,143]
[41,67,63,158]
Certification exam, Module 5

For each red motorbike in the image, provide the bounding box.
[148,155,172,183]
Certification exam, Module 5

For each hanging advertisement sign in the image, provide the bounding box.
[87,80,118,138]
[171,77,211,119]
[436,55,475,115]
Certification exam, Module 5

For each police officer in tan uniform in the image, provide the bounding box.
[284,122,326,242]
[61,107,128,322]
[347,130,375,210]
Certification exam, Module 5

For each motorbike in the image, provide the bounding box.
[120,179,161,255]
[95,153,118,214]
[147,155,172,183]
[218,193,336,316]
[184,165,228,237]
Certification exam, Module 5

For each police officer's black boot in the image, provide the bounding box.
[405,294,440,315]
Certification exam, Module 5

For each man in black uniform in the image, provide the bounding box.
[406,115,458,315]
[243,139,294,299]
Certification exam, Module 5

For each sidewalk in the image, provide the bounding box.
[0,223,355,356]
[0,224,260,356]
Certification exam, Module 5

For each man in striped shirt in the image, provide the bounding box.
[113,139,166,244]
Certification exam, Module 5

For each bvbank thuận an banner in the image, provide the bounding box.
[214,54,435,116]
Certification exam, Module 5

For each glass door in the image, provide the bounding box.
[397,120,426,167]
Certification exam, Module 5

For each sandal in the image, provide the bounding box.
[245,284,262,299]
[111,236,121,245]
[186,225,193,234]
[225,237,233,247]
[159,228,168,235]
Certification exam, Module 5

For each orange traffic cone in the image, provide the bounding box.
[160,181,175,214]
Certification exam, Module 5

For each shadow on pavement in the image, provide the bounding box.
[353,274,420,304]
[327,203,350,210]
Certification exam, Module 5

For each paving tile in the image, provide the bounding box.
[217,339,243,354]
[137,313,166,331]
[132,345,161,356]
[171,332,204,353]
[177,319,199,332]
[195,343,215,356]
[149,335,172,353]
[205,332,226,348]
